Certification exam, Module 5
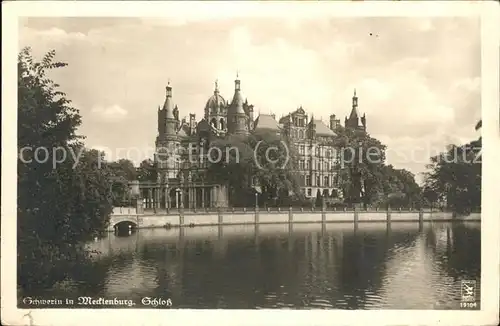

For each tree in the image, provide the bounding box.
[249,130,301,206]
[207,130,301,207]
[108,158,137,205]
[379,165,422,209]
[334,127,387,208]
[424,123,481,215]
[17,48,113,292]
[422,185,439,210]
[109,158,137,181]
[137,158,157,182]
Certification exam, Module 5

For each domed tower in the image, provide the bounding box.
[227,74,249,136]
[205,80,227,134]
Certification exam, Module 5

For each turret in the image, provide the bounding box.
[162,82,177,135]
[227,73,249,135]
[345,89,366,132]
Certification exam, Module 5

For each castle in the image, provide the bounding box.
[139,76,367,210]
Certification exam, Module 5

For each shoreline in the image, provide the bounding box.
[108,210,481,231]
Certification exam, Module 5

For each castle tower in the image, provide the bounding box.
[162,82,177,136]
[227,74,249,135]
[345,89,366,131]
[156,82,181,182]
[205,79,227,133]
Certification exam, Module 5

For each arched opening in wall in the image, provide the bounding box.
[330,188,338,198]
[205,187,211,208]
[196,188,203,208]
[220,118,225,130]
[322,189,329,202]
[113,221,138,237]
[211,118,217,129]
[299,130,304,139]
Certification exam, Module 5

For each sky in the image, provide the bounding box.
[18,15,481,184]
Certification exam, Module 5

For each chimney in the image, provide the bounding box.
[329,114,337,130]
[189,113,196,134]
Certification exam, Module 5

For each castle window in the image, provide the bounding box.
[324,176,329,187]
[307,188,312,196]
[317,162,321,171]
[305,161,309,169]
[316,176,321,186]
[299,130,304,139]
[299,145,305,155]
[299,160,305,169]
[306,175,311,186]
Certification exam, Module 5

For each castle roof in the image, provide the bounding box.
[313,119,336,136]
[254,114,280,131]
[229,78,246,115]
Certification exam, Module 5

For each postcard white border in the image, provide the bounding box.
[2,1,499,326]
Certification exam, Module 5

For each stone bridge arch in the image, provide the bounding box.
[109,215,139,231]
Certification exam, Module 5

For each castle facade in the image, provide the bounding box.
[140,76,367,210]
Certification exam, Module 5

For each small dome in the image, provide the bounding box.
[205,92,227,112]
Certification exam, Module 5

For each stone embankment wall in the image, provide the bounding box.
[108,207,481,231]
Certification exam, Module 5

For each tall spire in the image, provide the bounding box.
[163,83,174,119]
[227,70,248,135]
[235,71,241,91]
[352,88,358,108]
[214,79,219,94]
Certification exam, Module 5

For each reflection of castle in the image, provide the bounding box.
[140,76,367,209]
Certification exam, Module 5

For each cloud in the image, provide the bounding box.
[17,17,481,178]
[20,27,86,46]
[91,105,128,121]
[19,26,123,51]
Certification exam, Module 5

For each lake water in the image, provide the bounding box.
[24,222,481,309]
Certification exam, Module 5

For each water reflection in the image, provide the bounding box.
[43,222,481,309]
